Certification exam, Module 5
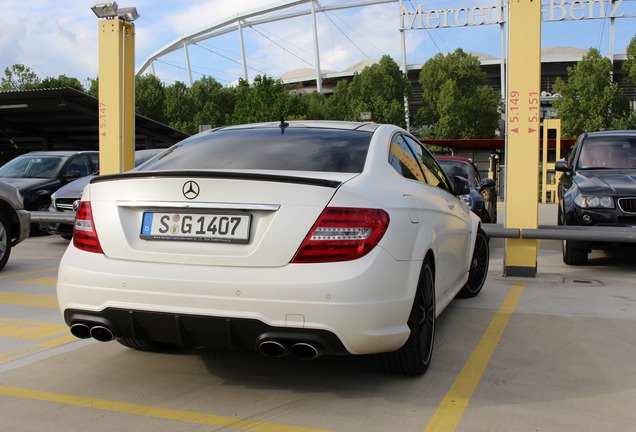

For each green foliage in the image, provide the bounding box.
[623,35,636,86]
[135,75,166,124]
[1,64,40,91]
[231,75,300,124]
[552,48,631,138]
[416,49,500,139]
[164,81,195,134]
[344,56,411,127]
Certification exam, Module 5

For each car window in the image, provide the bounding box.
[0,156,64,179]
[389,135,426,182]
[89,154,100,173]
[64,155,92,177]
[438,160,477,187]
[402,135,452,192]
[578,136,636,169]
[139,128,371,173]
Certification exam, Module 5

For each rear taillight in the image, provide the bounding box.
[292,207,389,263]
[73,201,104,254]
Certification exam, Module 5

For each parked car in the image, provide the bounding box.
[556,130,636,265]
[0,181,31,271]
[435,156,497,223]
[0,151,99,235]
[47,149,164,239]
[57,121,489,375]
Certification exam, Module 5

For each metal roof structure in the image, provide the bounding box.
[0,87,189,164]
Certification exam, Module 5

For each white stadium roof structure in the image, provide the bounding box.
[136,1,635,108]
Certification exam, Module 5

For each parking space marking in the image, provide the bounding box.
[18,277,57,287]
[0,334,77,364]
[0,385,330,432]
[0,318,68,340]
[424,283,525,432]
[0,268,58,280]
[0,292,58,309]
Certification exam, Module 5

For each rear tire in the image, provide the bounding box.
[457,228,489,298]
[117,338,173,352]
[375,258,435,375]
[0,213,12,272]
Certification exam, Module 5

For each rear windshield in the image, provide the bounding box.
[139,127,372,173]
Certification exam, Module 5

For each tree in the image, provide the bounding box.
[553,48,632,138]
[344,56,411,128]
[189,76,235,128]
[164,81,195,133]
[135,74,166,124]
[231,75,298,124]
[416,49,500,138]
[1,64,40,91]
[623,34,636,86]
[38,75,85,91]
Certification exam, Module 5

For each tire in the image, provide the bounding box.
[375,258,435,375]
[457,228,489,298]
[562,239,588,265]
[117,338,174,352]
[0,212,12,272]
[559,209,588,265]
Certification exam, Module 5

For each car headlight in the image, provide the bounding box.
[461,194,473,208]
[574,195,614,209]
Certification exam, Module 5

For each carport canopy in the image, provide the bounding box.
[0,87,189,164]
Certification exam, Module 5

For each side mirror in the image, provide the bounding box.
[453,176,470,196]
[63,169,82,180]
[555,159,571,173]
[479,178,496,189]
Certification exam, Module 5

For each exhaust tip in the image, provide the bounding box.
[258,340,289,358]
[290,342,322,360]
[70,322,91,339]
[90,325,114,342]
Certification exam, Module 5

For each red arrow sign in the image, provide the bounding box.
[528,127,537,134]
[511,128,519,134]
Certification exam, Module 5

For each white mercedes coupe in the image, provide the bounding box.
[57,121,489,375]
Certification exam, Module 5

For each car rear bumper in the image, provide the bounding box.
[14,209,31,245]
[57,245,421,355]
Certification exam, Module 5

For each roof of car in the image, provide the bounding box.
[212,120,381,133]
[21,150,98,157]
[585,130,636,138]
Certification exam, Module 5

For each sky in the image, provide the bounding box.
[1,0,636,88]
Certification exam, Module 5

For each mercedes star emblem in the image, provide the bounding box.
[182,181,200,200]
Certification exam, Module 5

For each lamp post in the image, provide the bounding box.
[91,2,139,174]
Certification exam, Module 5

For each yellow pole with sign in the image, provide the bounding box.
[541,118,562,203]
[97,19,135,174]
[504,0,542,277]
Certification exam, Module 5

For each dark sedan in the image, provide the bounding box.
[556,130,636,265]
[435,156,497,223]
[0,151,99,234]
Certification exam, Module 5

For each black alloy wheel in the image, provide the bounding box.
[375,258,435,375]
[458,228,489,298]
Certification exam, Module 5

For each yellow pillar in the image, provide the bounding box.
[541,119,562,203]
[97,19,135,174]
[504,0,542,277]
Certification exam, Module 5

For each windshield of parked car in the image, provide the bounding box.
[138,128,371,173]
[438,160,477,187]
[577,136,636,169]
[0,155,65,179]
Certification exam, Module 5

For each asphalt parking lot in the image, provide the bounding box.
[1,204,635,432]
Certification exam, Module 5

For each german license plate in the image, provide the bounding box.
[140,212,251,243]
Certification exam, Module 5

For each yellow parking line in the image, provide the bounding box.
[0,292,58,309]
[18,277,57,287]
[0,385,330,432]
[424,283,525,432]
[0,318,68,339]
[0,334,77,364]
[0,268,58,279]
